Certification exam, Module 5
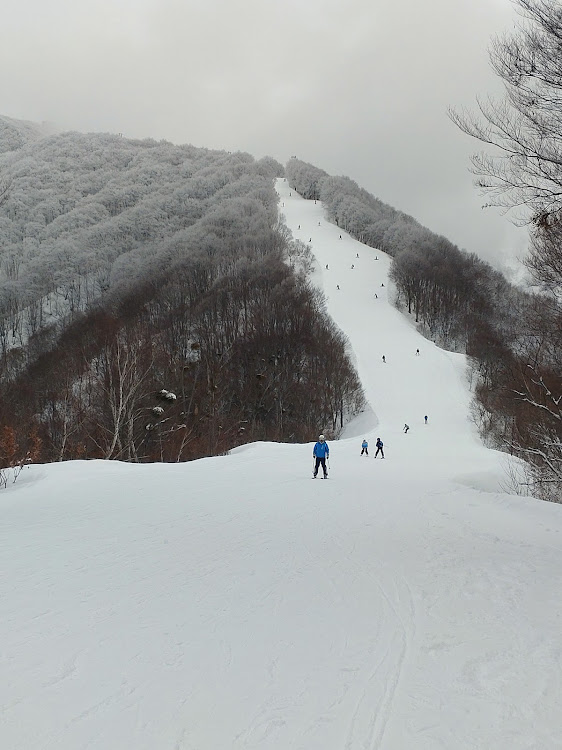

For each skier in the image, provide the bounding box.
[325,264,329,270]
[382,355,386,363]
[312,435,329,478]
[416,348,420,356]
[375,437,384,458]
[361,439,369,455]
[404,424,409,433]
[337,284,340,290]
[424,415,428,425]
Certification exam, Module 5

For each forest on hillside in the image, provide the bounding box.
[0,120,364,464]
[285,140,562,502]
[1,0,561,508]
[286,2,562,503]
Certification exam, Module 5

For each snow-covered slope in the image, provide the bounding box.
[1,180,561,750]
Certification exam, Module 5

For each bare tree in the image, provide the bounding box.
[449,0,562,501]
[527,220,562,297]
[91,332,154,460]
[449,0,562,223]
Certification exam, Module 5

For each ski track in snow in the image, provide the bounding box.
[0,180,561,749]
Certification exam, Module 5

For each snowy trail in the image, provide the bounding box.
[1,184,562,749]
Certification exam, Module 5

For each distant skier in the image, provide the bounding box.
[424,415,428,425]
[325,264,329,270]
[361,439,369,456]
[416,348,420,356]
[404,424,409,434]
[351,264,354,269]
[313,435,329,478]
[382,355,386,363]
[375,437,384,458]
[356,253,359,258]
[337,284,340,290]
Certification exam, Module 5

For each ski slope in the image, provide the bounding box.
[1,180,561,749]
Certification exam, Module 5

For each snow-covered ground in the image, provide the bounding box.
[1,180,561,749]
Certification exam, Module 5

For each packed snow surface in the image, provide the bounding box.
[1,179,561,749]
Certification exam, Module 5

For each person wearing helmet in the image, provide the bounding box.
[312,435,329,478]
[361,438,368,455]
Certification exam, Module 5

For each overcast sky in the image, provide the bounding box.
[1,0,528,275]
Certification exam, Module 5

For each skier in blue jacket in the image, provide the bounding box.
[313,435,329,478]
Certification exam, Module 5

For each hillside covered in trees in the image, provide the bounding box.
[0,117,364,463]
[286,154,561,502]
[1,58,560,502]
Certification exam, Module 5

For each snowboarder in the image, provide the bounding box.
[361,439,368,455]
[404,424,409,433]
[313,435,329,478]
[375,437,384,458]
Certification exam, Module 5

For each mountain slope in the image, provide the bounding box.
[1,182,561,749]
[0,114,54,153]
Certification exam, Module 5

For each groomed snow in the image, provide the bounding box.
[1,179,561,749]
